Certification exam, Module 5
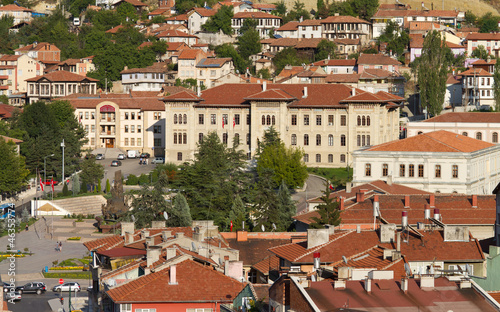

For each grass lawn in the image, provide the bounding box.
[307,167,353,186]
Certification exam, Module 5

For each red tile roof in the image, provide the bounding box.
[298,19,322,26]
[325,73,360,83]
[106,259,245,303]
[25,70,99,82]
[459,68,492,77]
[252,255,279,274]
[0,55,21,61]
[0,103,20,119]
[466,33,500,40]
[472,59,496,66]
[446,73,460,84]
[165,41,189,51]
[313,59,356,66]
[106,25,124,34]
[233,11,281,19]
[360,68,399,79]
[0,4,32,11]
[191,8,216,17]
[121,62,170,74]
[295,38,323,49]
[166,14,188,21]
[251,3,276,9]
[224,236,293,266]
[116,0,147,7]
[244,89,296,100]
[156,29,198,38]
[177,49,204,59]
[1,135,22,144]
[423,112,500,123]
[321,15,370,24]
[15,42,60,52]
[358,53,402,65]
[366,130,495,153]
[162,90,201,101]
[99,247,146,258]
[373,9,458,18]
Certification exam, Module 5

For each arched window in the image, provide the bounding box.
[341,135,346,146]
[366,116,370,126]
[328,135,334,146]
[340,154,346,163]
[304,134,309,145]
[291,134,297,145]
[476,132,482,140]
[357,116,361,126]
[173,132,177,144]
[272,115,276,125]
[382,164,388,176]
[173,114,177,124]
[266,115,271,125]
[316,134,321,146]
[328,154,333,163]
[494,132,499,143]
[462,132,468,137]
[362,116,366,126]
[183,114,187,124]
[262,115,266,125]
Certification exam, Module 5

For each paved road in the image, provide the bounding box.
[7,289,90,312]
[96,156,157,186]
[291,174,326,215]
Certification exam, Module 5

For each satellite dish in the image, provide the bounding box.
[261,224,265,232]
[404,263,412,275]
[131,215,135,222]
[342,256,348,264]
[163,211,169,220]
[272,223,277,231]
[191,242,196,251]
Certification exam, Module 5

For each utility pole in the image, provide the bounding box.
[61,139,65,184]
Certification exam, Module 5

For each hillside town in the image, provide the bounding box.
[3,0,500,311]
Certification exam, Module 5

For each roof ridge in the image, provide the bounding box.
[294,230,354,262]
[422,132,462,152]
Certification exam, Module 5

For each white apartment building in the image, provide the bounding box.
[188,8,215,34]
[232,12,281,38]
[352,130,500,194]
[297,19,322,39]
[321,15,372,45]
[121,62,170,92]
[0,54,44,96]
[459,67,493,109]
[312,59,357,74]
[275,21,298,38]
[0,4,32,25]
[162,83,403,166]
[466,33,500,58]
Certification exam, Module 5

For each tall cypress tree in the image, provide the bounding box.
[309,184,341,229]
[172,193,192,227]
[493,58,500,111]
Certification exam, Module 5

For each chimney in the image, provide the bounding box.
[307,229,330,249]
[429,194,435,207]
[263,81,267,91]
[146,236,155,246]
[151,221,166,228]
[339,197,345,210]
[346,182,352,193]
[313,252,320,270]
[472,195,478,208]
[121,222,135,236]
[424,204,431,220]
[125,232,134,244]
[373,195,380,217]
[123,65,128,71]
[396,231,401,252]
[387,175,393,185]
[356,225,361,233]
[404,195,410,208]
[141,230,150,239]
[420,276,434,289]
[365,278,372,293]
[166,247,176,260]
[303,86,308,98]
[356,190,366,203]
[402,211,408,228]
[169,265,178,285]
[146,246,161,267]
[162,231,172,241]
[433,208,440,221]
[175,232,184,239]
[197,86,201,97]
[352,87,356,96]
[401,278,409,293]
[334,280,346,289]
[237,230,248,242]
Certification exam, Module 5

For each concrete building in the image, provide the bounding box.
[0,54,44,96]
[120,62,171,92]
[466,33,500,58]
[297,19,322,39]
[312,59,357,74]
[14,42,61,65]
[162,83,403,166]
[187,8,216,34]
[0,4,32,25]
[352,130,500,194]
[321,14,372,45]
[196,57,233,88]
[231,11,281,38]
[459,67,494,109]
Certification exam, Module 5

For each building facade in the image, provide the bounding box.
[0,4,32,25]
[162,83,402,167]
[0,54,44,96]
[321,15,372,45]
[352,130,500,194]
[232,12,281,38]
[121,62,171,92]
[15,42,61,64]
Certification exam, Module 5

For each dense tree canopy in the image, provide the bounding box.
[493,59,500,111]
[237,19,262,60]
[377,20,410,61]
[0,139,29,195]
[471,45,489,60]
[202,5,234,35]
[314,39,337,61]
[309,184,341,229]
[272,47,310,75]
[329,0,379,20]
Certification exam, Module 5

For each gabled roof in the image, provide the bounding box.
[1,135,22,144]
[162,91,201,102]
[106,25,124,34]
[366,130,495,153]
[423,112,500,123]
[298,19,322,26]
[251,3,276,10]
[0,103,20,119]
[177,49,203,59]
[312,59,356,66]
[224,235,295,266]
[321,15,370,24]
[156,29,198,38]
[0,4,32,12]
[165,41,189,51]
[446,73,460,85]
[190,7,216,17]
[166,14,188,21]
[325,73,361,83]
[120,62,170,74]
[466,33,500,40]
[251,255,279,275]
[459,68,492,77]
[360,68,400,79]
[25,70,99,82]
[106,259,245,303]
[15,42,60,52]
[358,53,401,65]
[233,11,282,19]
[244,89,296,101]
[472,59,496,66]
[0,55,21,62]
[114,0,147,7]
[196,57,232,68]
[341,90,404,103]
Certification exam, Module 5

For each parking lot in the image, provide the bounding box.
[96,155,160,185]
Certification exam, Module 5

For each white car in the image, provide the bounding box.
[96,154,105,160]
[53,282,81,292]
[117,154,126,160]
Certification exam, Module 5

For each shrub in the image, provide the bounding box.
[138,174,149,185]
[62,183,71,196]
[106,179,111,193]
[126,174,138,185]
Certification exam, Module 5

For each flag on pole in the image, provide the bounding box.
[222,117,225,129]
[50,178,55,192]
[329,184,334,190]
[230,220,233,232]
[39,177,44,191]
[233,117,235,128]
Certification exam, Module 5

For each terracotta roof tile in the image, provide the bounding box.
[446,73,460,84]
[191,8,216,17]
[466,33,500,40]
[313,59,356,66]
[269,38,299,47]
[116,0,147,7]
[26,70,98,82]
[334,38,360,45]
[156,29,198,38]
[358,53,402,65]
[106,259,245,303]
[423,112,500,123]
[298,19,322,26]
[251,3,276,9]
[321,15,370,24]
[295,38,323,49]
[162,90,201,101]
[177,49,204,59]
[459,68,492,77]
[166,14,188,21]
[408,21,442,31]
[251,255,279,275]
[233,12,281,19]
[106,25,124,34]
[0,4,32,11]
[197,57,232,67]
[15,42,60,52]
[0,55,21,61]
[244,88,296,100]
[121,62,170,74]
[325,73,360,83]
[0,135,22,144]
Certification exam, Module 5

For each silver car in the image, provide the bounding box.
[96,154,105,160]
[117,154,126,160]
[53,282,81,292]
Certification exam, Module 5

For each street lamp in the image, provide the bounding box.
[61,139,65,184]
[44,154,55,186]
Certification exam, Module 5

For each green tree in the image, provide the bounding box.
[493,59,500,111]
[214,43,249,74]
[72,173,80,195]
[237,19,261,60]
[272,47,309,75]
[256,127,308,188]
[478,12,500,33]
[314,39,337,61]
[0,95,8,104]
[309,184,341,228]
[106,179,111,193]
[416,30,449,117]
[79,157,104,191]
[228,194,246,231]
[0,16,14,54]
[202,5,234,35]
[257,68,271,80]
[273,1,287,16]
[171,193,192,226]
[0,139,29,195]
[471,45,489,60]
[276,181,296,228]
[21,208,30,223]
[283,0,311,23]
[378,20,410,60]
[329,0,378,21]
[464,10,477,27]
[116,2,139,23]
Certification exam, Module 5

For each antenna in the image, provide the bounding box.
[163,211,169,220]
[342,256,348,264]
[261,224,265,232]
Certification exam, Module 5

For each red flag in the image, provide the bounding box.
[230,220,233,232]
[50,179,55,192]
[39,178,44,191]
[222,117,225,129]
[329,184,334,190]
[233,117,235,128]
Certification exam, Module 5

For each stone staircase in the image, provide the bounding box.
[39,217,111,242]
[52,195,106,216]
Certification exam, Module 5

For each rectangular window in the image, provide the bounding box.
[365,164,371,176]
[153,126,161,133]
[91,112,95,119]
[85,125,89,133]
[154,138,161,147]
[418,164,424,177]
[124,138,129,146]
[130,138,135,146]
[125,125,129,133]
[91,137,95,145]
[138,112,142,120]
[177,152,182,161]
[291,114,297,125]
[85,112,89,119]
[222,114,228,126]
[435,165,441,178]
[125,112,129,120]
[131,125,135,133]
[328,115,334,125]
[382,164,388,177]
[211,114,216,125]
[409,164,415,177]
[235,114,240,125]
[131,112,135,120]
[199,114,204,125]
[199,133,203,143]
[137,138,141,146]
[341,115,346,126]
[120,303,131,312]
[223,133,228,145]
[316,115,322,126]
[400,164,405,177]
[304,154,309,162]
[247,114,250,125]
[304,115,309,126]
[137,126,141,133]
[452,165,458,178]
[91,125,95,133]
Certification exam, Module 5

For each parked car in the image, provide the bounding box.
[151,157,165,164]
[140,153,150,158]
[127,150,140,158]
[4,290,21,301]
[3,282,14,293]
[111,160,122,167]
[117,154,126,160]
[96,154,105,160]
[16,282,46,294]
[53,282,81,292]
